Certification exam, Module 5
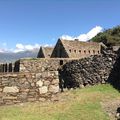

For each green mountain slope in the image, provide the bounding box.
[92,25,120,46]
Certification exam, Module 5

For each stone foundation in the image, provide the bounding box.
[0,71,59,105]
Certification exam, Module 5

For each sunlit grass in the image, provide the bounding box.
[0,84,119,120]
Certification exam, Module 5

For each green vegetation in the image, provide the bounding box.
[0,84,120,120]
[92,25,120,46]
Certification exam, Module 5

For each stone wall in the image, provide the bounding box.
[0,62,16,73]
[19,58,75,72]
[107,49,120,90]
[51,39,101,58]
[59,52,117,89]
[0,71,59,105]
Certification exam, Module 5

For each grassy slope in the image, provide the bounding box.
[0,84,120,120]
[92,25,120,46]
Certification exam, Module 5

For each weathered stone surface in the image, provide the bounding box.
[18,93,28,101]
[0,62,60,105]
[0,88,2,92]
[36,73,41,79]
[3,86,19,93]
[39,86,48,94]
[2,96,17,100]
[51,79,59,85]
[39,97,46,102]
[44,80,50,86]
[60,51,117,89]
[36,80,43,87]
[49,85,59,93]
[27,97,36,102]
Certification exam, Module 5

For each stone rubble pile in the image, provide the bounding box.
[60,52,117,89]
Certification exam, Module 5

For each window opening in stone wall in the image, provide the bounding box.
[88,50,90,54]
[74,50,76,53]
[79,50,81,53]
[98,51,99,54]
[60,60,63,65]
[69,49,71,53]
[5,64,7,72]
[9,63,12,72]
[93,50,95,54]
[84,50,86,54]
[3,64,5,72]
[14,60,20,72]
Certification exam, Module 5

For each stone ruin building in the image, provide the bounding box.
[37,46,53,58]
[37,38,103,59]
[0,38,107,105]
[51,39,101,58]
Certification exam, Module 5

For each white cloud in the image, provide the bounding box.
[60,26,103,41]
[60,35,74,40]
[0,43,53,53]
[0,26,103,53]
[13,43,41,53]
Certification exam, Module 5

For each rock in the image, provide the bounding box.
[0,88,2,92]
[36,80,43,87]
[51,79,59,85]
[2,96,17,100]
[79,84,84,89]
[39,97,46,102]
[39,86,48,94]
[3,86,19,93]
[59,52,117,89]
[49,85,59,93]
[36,73,41,79]
[18,93,28,101]
[44,80,50,86]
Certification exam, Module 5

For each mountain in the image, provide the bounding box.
[0,48,39,63]
[91,25,120,46]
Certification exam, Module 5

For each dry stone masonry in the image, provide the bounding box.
[59,51,117,89]
[0,71,59,105]
[0,50,119,105]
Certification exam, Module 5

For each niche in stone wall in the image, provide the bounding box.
[14,60,20,72]
[60,60,63,65]
[79,50,81,53]
[74,50,76,53]
[9,63,12,72]
[69,49,71,53]
[84,50,86,54]
[5,64,7,72]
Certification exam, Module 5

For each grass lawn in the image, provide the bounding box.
[0,84,120,120]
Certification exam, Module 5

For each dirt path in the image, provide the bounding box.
[101,99,120,120]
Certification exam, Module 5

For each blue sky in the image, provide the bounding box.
[0,0,120,52]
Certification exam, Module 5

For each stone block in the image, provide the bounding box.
[39,86,48,94]
[54,71,59,76]
[39,97,46,102]
[18,93,28,100]
[42,72,50,78]
[36,73,42,79]
[49,85,59,93]
[27,97,36,102]
[0,88,2,92]
[3,86,19,93]
[44,80,50,86]
[51,79,59,85]
[36,80,43,87]
[2,96,17,100]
